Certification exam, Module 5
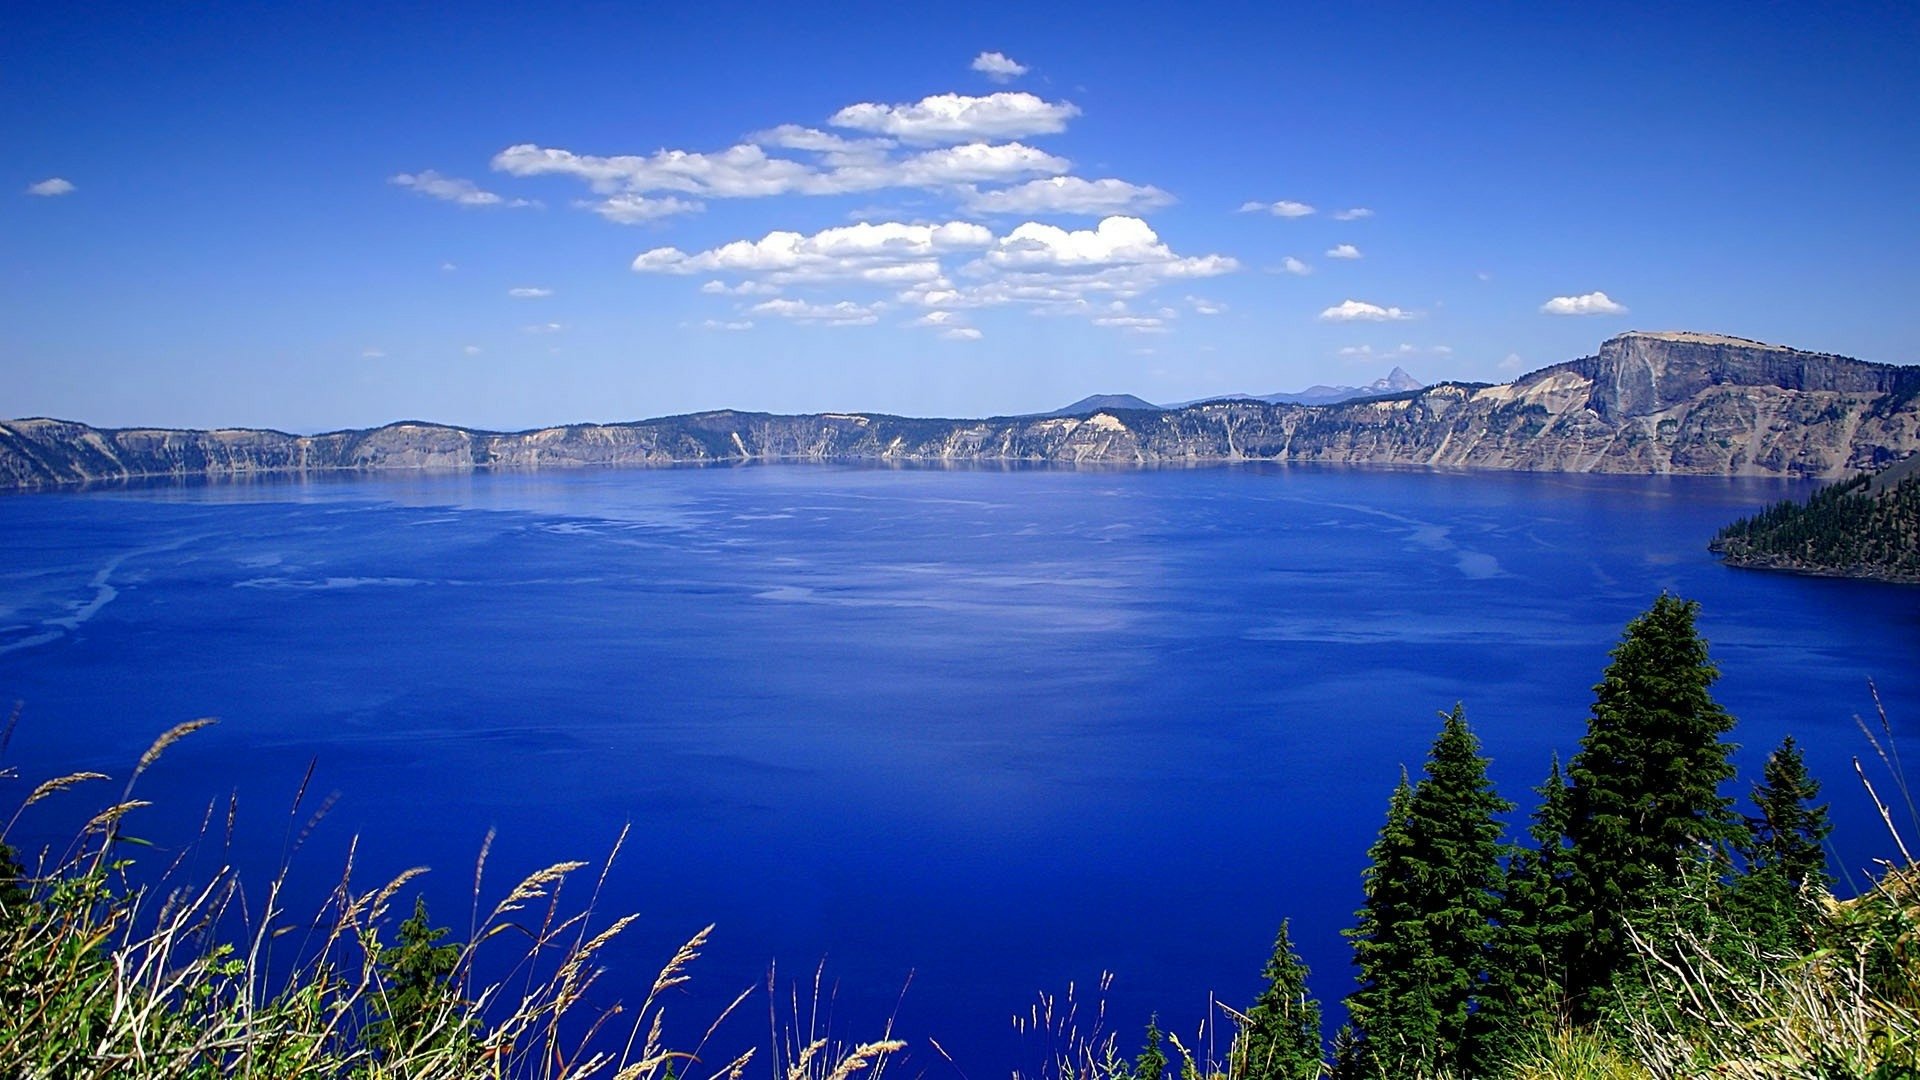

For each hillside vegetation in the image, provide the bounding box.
[1712,453,1920,582]
[2,596,1915,1078]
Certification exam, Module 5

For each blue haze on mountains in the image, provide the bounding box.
[1,465,1915,1073]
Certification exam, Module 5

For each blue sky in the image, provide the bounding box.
[7,3,1918,431]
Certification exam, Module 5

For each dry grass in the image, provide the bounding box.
[0,722,899,1080]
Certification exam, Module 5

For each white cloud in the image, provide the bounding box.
[508,287,553,298]
[870,142,1069,187]
[639,215,1235,330]
[749,298,884,326]
[1320,299,1415,322]
[1239,199,1315,217]
[700,279,781,296]
[635,220,993,283]
[1326,243,1362,260]
[440,261,458,272]
[982,216,1236,276]
[26,177,75,197]
[963,176,1174,216]
[1332,207,1373,221]
[464,345,482,356]
[496,138,1066,201]
[1540,290,1628,316]
[1093,314,1171,334]
[830,91,1079,144]
[523,322,567,334]
[581,194,704,223]
[1186,295,1226,315]
[748,125,894,166]
[1279,256,1312,276]
[391,170,530,208]
[494,142,813,197]
[697,319,755,331]
[1339,343,1450,359]
[912,311,984,340]
[1499,352,1525,371]
[971,51,1028,82]
[361,347,385,359]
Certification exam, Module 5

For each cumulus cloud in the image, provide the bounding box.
[1239,199,1315,217]
[697,319,755,331]
[1332,207,1373,221]
[361,347,385,359]
[496,138,1065,201]
[523,322,567,334]
[463,345,482,356]
[700,279,782,296]
[1186,295,1226,315]
[962,176,1174,216]
[635,220,994,283]
[493,143,814,197]
[971,51,1028,82]
[26,177,75,197]
[1540,290,1628,316]
[749,298,884,326]
[638,215,1235,332]
[391,170,530,208]
[982,216,1235,276]
[871,142,1069,187]
[1320,299,1415,322]
[1326,243,1362,260]
[581,194,704,223]
[829,91,1079,144]
[1093,314,1171,334]
[942,326,984,341]
[1499,352,1525,371]
[508,287,553,298]
[1279,256,1312,276]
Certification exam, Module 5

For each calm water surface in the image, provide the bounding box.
[2,464,1915,1073]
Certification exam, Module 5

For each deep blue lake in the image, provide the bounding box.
[2,464,1915,1074]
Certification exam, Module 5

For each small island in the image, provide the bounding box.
[1711,452,1920,583]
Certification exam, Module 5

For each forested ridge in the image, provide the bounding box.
[1712,454,1920,583]
[1,596,1915,1078]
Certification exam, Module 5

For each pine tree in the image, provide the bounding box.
[1238,920,1322,1080]
[1402,704,1512,1067]
[1134,1014,1169,1080]
[1730,735,1833,956]
[1343,770,1426,1078]
[1474,757,1577,1073]
[363,896,473,1062]
[1745,735,1832,891]
[1343,707,1511,1077]
[1563,593,1740,1016]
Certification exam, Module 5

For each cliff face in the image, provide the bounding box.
[4,331,1917,491]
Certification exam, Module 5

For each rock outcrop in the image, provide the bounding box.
[4,331,1917,491]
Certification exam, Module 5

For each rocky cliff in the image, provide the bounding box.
[5,331,1917,491]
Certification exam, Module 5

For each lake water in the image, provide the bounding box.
[1,464,1915,1074]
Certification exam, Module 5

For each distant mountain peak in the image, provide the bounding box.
[1041,393,1163,417]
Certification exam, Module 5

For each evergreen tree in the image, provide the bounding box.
[1474,757,1578,1073]
[363,896,473,1062]
[1238,920,1322,1080]
[1134,1013,1168,1080]
[1343,707,1511,1076]
[1730,735,1833,955]
[1343,770,1425,1078]
[1745,735,1832,891]
[1563,593,1740,1016]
